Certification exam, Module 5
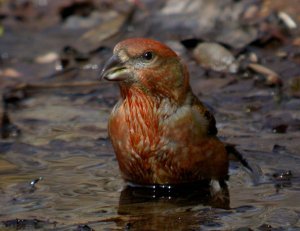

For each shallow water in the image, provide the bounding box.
[0,85,299,231]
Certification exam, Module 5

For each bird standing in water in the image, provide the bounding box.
[100,38,229,187]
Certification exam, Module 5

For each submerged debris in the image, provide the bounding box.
[263,113,300,133]
[273,170,292,181]
[30,176,43,188]
[272,168,293,191]
[3,218,48,229]
[0,94,20,139]
[76,224,95,231]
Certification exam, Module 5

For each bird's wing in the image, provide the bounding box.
[191,95,218,136]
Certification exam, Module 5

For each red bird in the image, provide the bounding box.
[101,38,229,186]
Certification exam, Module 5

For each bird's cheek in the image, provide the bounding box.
[135,71,152,87]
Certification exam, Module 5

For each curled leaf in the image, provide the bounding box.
[248,63,282,86]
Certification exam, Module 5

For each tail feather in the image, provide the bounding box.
[225,143,253,172]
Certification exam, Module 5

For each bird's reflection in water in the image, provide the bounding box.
[117,181,230,230]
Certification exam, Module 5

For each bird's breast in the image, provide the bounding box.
[109,92,170,159]
[108,92,228,184]
[109,94,204,157]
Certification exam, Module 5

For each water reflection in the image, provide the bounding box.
[116,182,229,230]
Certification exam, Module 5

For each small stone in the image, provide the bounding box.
[0,68,22,78]
[35,52,59,64]
[193,42,239,73]
[249,52,258,63]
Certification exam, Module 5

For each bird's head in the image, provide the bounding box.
[100,38,190,102]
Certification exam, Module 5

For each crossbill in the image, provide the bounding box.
[100,38,229,186]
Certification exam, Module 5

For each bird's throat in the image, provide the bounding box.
[120,86,165,157]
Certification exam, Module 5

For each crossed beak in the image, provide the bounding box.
[100,55,131,81]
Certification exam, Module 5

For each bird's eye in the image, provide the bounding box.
[142,51,153,61]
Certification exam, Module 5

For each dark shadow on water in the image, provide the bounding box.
[116,182,230,230]
[119,181,230,209]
